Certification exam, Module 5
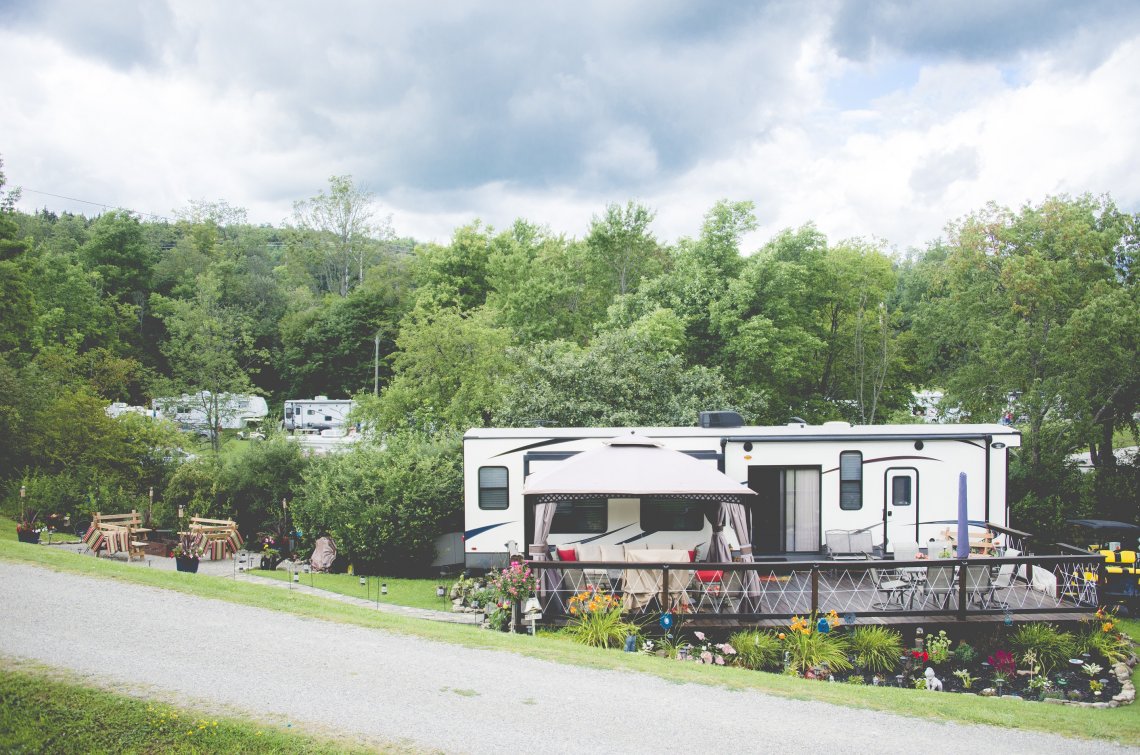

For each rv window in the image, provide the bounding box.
[892,476,911,506]
[307,409,315,415]
[640,499,704,531]
[478,466,509,510]
[324,415,332,422]
[285,407,293,418]
[550,499,606,534]
[839,451,862,510]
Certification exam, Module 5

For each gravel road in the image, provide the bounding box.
[1,561,1135,754]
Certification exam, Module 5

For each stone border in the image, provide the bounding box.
[1041,651,1137,709]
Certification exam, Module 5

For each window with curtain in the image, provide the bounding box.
[839,451,862,510]
[478,466,508,510]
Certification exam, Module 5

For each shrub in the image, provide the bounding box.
[925,630,951,664]
[849,626,903,673]
[782,614,851,674]
[952,641,978,665]
[563,591,640,649]
[1078,626,1132,664]
[728,630,784,671]
[1009,623,1075,674]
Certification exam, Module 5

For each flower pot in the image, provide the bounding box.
[175,555,200,573]
[16,529,40,544]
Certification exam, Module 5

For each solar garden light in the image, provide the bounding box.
[436,585,446,598]
[292,570,299,584]
[359,575,367,587]
[381,582,388,595]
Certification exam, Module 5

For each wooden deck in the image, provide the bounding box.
[531,553,1102,630]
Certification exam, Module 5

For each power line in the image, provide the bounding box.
[20,187,171,222]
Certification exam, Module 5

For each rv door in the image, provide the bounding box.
[884,468,918,552]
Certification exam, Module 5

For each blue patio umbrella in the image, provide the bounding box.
[956,473,970,559]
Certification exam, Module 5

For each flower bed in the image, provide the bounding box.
[561,604,1136,707]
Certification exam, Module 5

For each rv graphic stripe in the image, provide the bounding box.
[491,437,587,458]
[463,521,513,541]
[821,455,938,474]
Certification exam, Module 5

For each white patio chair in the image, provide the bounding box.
[870,567,909,610]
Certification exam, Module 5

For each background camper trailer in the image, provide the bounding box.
[462,418,1021,571]
[283,397,356,433]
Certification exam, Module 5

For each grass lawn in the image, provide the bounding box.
[255,569,453,611]
[0,659,384,754]
[2,519,1138,745]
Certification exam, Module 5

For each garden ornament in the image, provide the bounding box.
[924,667,943,691]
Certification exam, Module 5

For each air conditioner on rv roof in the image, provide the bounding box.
[699,411,744,428]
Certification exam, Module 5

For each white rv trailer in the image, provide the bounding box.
[283,396,356,433]
[462,418,1021,571]
[152,392,269,430]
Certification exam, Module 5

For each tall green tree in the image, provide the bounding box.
[584,201,664,299]
[357,305,514,430]
[151,271,263,452]
[289,176,390,297]
[913,195,1138,468]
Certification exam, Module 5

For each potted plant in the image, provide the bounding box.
[257,535,282,570]
[171,532,203,573]
[16,509,41,544]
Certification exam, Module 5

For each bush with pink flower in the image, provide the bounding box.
[487,561,538,605]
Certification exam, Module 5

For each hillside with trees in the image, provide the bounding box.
[1,154,1136,568]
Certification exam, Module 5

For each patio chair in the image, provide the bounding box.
[693,569,734,613]
[870,567,909,610]
[987,548,1020,609]
[922,565,955,609]
[965,564,997,608]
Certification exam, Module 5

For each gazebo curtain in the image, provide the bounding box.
[528,499,563,611]
[703,501,732,562]
[726,501,764,607]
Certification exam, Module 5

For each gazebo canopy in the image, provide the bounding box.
[522,432,755,500]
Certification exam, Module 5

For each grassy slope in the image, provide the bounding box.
[0,660,385,754]
[2,522,1138,745]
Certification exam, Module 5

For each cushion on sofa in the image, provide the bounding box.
[576,543,602,561]
[556,546,578,562]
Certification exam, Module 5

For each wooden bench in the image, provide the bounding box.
[83,510,151,561]
[182,516,243,560]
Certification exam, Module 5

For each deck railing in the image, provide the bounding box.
[527,550,1103,624]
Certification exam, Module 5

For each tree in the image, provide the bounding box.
[913,196,1138,469]
[584,201,664,299]
[497,328,748,427]
[151,271,263,452]
[79,210,155,301]
[290,176,390,297]
[357,305,514,430]
[278,261,410,398]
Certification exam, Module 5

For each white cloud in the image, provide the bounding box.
[2,2,1139,253]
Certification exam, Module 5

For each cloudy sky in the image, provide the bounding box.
[3,0,1140,251]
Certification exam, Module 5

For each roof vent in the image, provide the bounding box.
[699,411,744,428]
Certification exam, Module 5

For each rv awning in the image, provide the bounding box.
[522,433,756,501]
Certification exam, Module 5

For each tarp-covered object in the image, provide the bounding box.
[310,535,337,572]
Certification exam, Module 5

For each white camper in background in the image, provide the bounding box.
[152,392,269,430]
[283,396,356,433]
[462,413,1021,571]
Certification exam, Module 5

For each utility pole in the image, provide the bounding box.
[373,331,380,396]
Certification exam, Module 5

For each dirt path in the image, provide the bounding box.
[1,561,1134,754]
